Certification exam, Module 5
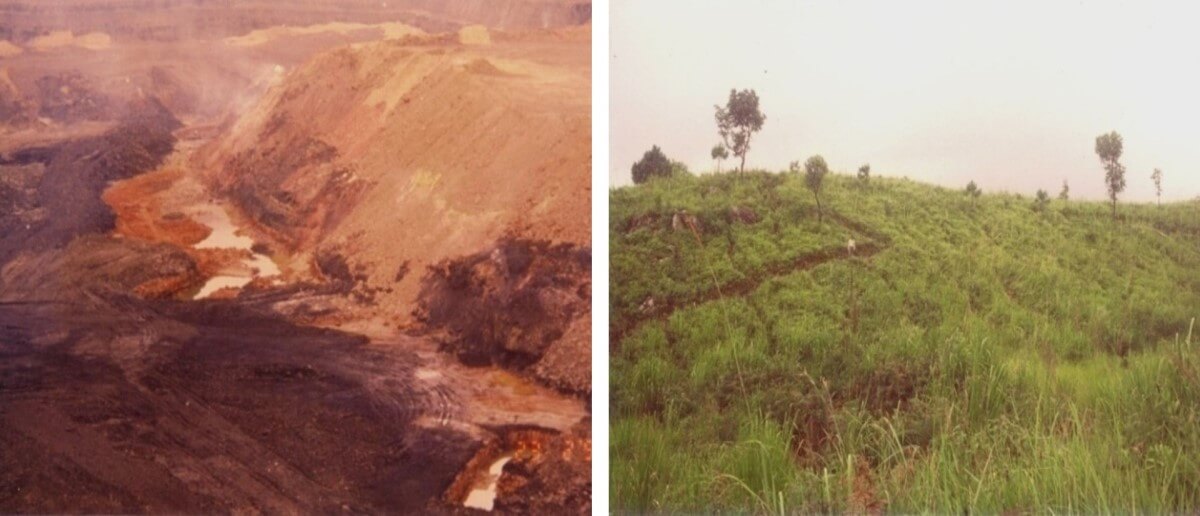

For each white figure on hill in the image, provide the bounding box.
[847,237,857,256]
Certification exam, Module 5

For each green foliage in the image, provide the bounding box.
[610,171,848,333]
[1034,189,1050,212]
[715,89,766,174]
[805,155,830,222]
[858,164,871,185]
[671,160,691,177]
[712,143,729,172]
[612,171,1200,512]
[1096,131,1126,219]
[803,156,829,192]
[965,180,982,201]
[1153,168,1164,205]
[1059,179,1070,201]
[632,145,673,185]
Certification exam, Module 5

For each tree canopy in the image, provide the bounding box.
[714,89,765,174]
[1151,168,1163,205]
[1095,131,1126,220]
[965,181,982,202]
[631,145,672,185]
[857,164,871,185]
[710,143,729,173]
[1034,189,1050,212]
[804,155,830,221]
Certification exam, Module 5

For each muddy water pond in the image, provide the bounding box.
[463,455,512,511]
[189,204,280,299]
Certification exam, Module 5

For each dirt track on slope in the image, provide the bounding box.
[611,210,893,345]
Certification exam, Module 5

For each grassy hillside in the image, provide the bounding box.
[611,170,1200,512]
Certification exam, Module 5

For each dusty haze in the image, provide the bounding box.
[611,0,1200,202]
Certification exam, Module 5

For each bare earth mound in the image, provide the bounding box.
[197,26,591,366]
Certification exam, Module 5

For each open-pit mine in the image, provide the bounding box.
[0,1,591,512]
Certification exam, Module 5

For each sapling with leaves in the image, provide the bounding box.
[714,89,766,174]
[1151,168,1163,206]
[1095,131,1126,221]
[965,180,982,205]
[1034,189,1050,212]
[711,143,729,173]
[804,155,829,222]
[857,164,870,186]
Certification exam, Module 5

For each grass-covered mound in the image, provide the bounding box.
[611,170,1200,512]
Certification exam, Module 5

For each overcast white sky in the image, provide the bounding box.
[610,0,1200,201]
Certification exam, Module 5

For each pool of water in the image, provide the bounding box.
[189,204,280,300]
[462,455,512,511]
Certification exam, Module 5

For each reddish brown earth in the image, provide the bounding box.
[0,2,590,513]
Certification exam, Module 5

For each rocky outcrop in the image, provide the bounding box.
[494,421,591,514]
[728,205,760,224]
[415,239,590,396]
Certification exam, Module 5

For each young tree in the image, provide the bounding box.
[1059,179,1069,201]
[714,89,766,174]
[857,164,871,186]
[670,160,691,176]
[711,143,729,173]
[1151,168,1163,205]
[1034,189,1050,212]
[965,180,982,204]
[631,145,672,185]
[788,160,800,174]
[1095,131,1126,220]
[804,155,829,222]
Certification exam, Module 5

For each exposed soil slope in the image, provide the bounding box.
[198,26,590,301]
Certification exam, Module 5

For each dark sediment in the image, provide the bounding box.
[415,238,592,397]
[0,100,486,513]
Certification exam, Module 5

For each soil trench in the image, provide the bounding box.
[612,209,893,344]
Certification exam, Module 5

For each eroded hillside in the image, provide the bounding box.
[196,25,591,391]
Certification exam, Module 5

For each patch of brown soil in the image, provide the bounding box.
[495,421,591,514]
[850,364,926,414]
[458,25,491,45]
[0,41,22,58]
[415,238,590,396]
[102,167,210,247]
[196,25,591,323]
[847,456,883,514]
[102,167,269,301]
[133,271,199,299]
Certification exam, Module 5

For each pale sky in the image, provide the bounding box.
[610,0,1200,201]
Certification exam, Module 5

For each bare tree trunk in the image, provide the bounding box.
[739,153,746,174]
[814,192,823,223]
